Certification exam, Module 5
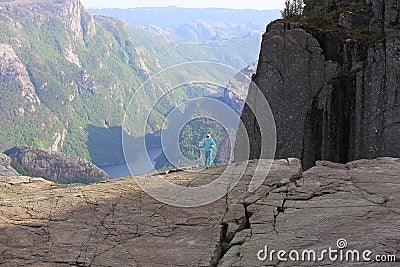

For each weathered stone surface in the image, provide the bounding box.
[0,153,19,176]
[0,159,298,266]
[242,0,400,169]
[0,158,398,266]
[219,158,400,266]
[4,146,111,184]
[0,176,55,200]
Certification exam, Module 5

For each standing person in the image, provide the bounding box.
[199,134,215,168]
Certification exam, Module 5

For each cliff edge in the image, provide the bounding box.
[0,158,399,266]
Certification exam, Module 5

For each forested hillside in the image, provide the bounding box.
[0,0,273,168]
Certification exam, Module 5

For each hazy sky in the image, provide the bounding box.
[80,0,285,10]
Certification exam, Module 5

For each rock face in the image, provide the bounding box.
[0,153,19,176]
[4,146,111,184]
[0,158,398,266]
[241,0,400,169]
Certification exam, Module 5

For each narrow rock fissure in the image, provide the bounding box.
[210,222,229,267]
[243,202,252,230]
[273,193,287,233]
[210,202,254,266]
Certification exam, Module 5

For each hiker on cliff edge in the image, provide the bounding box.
[199,134,215,168]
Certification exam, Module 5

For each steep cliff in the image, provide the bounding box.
[4,146,111,184]
[242,0,400,169]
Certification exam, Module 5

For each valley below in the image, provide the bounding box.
[0,0,277,173]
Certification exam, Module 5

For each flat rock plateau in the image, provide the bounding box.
[0,158,399,266]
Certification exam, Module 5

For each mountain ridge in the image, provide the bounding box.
[89,7,280,43]
[89,6,281,28]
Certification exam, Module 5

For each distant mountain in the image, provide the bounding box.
[89,7,279,71]
[125,25,262,70]
[89,7,281,43]
[171,20,263,42]
[89,7,281,29]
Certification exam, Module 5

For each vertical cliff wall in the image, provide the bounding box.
[241,0,400,169]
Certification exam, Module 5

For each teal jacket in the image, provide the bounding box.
[200,138,215,152]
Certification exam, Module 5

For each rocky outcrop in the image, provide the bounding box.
[0,153,19,176]
[4,146,111,184]
[0,158,398,265]
[241,0,400,169]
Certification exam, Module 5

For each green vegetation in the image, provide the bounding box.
[180,117,230,162]
[10,162,36,178]
[281,0,304,18]
[0,3,262,170]
[278,0,384,46]
[155,117,231,169]
[0,83,64,151]
[0,9,167,165]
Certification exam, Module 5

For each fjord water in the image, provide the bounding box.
[100,146,163,178]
